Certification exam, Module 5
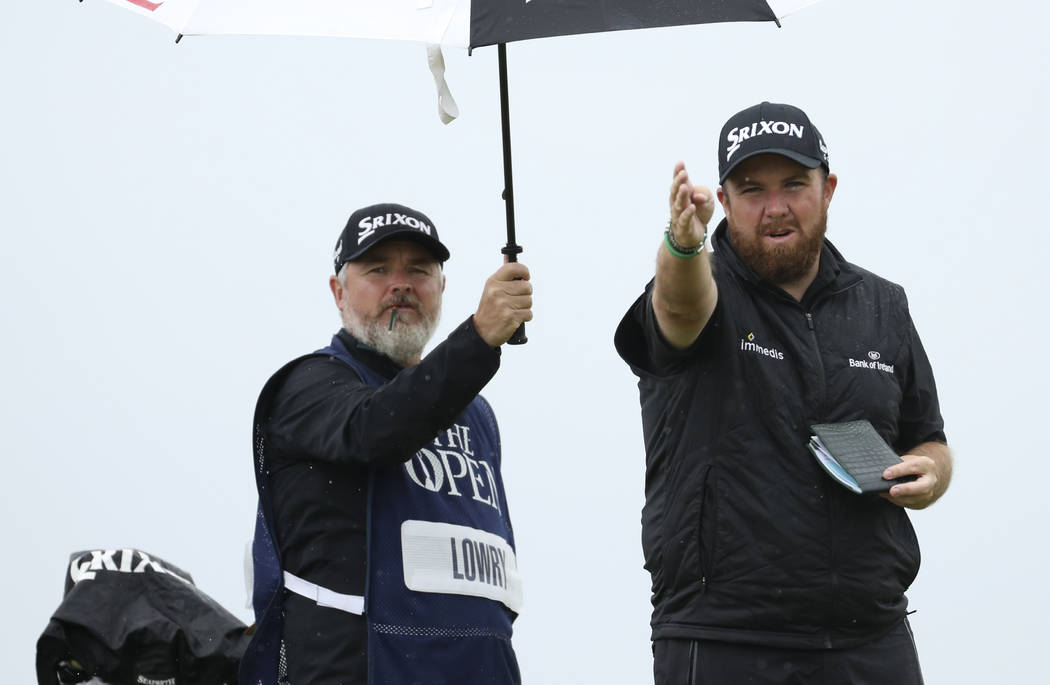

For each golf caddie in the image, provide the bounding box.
[240,202,531,685]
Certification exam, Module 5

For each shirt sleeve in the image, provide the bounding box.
[614,279,721,378]
[266,316,501,467]
[894,304,947,451]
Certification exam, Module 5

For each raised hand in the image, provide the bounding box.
[669,161,715,248]
[473,262,533,347]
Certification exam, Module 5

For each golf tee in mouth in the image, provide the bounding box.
[388,309,398,331]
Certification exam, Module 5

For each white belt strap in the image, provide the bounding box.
[282,571,364,615]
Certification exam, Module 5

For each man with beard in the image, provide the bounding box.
[614,103,952,684]
[242,202,531,685]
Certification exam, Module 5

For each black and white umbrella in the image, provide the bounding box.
[97,1,820,53]
[91,0,823,342]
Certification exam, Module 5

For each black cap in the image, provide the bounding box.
[333,202,451,273]
[718,102,830,184]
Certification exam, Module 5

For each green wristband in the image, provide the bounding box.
[664,222,707,259]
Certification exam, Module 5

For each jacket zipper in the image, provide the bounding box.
[804,312,827,414]
[755,274,862,646]
[805,309,838,649]
[697,465,713,591]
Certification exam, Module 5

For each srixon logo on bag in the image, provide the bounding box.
[69,549,192,585]
[136,677,176,685]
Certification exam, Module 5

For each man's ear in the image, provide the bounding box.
[329,274,344,309]
[823,172,838,208]
[441,273,447,294]
[717,186,730,217]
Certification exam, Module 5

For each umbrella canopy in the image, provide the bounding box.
[102,0,822,48]
[91,0,824,344]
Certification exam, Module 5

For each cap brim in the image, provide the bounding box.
[341,227,450,265]
[719,149,825,184]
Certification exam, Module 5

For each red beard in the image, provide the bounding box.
[730,209,828,287]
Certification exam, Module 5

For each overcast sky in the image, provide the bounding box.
[4,1,1049,683]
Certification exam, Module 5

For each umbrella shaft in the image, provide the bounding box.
[499,44,526,345]
[498,43,519,259]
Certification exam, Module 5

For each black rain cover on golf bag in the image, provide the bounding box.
[36,548,251,685]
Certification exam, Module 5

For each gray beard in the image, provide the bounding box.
[342,305,441,367]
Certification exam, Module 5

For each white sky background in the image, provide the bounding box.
[3,1,1048,683]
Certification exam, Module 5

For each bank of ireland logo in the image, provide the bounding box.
[848,350,894,374]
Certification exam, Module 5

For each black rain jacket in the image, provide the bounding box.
[615,222,946,649]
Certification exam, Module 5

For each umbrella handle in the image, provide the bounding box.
[508,321,527,345]
[501,243,527,345]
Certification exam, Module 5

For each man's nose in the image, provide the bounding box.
[389,270,414,292]
[765,190,790,217]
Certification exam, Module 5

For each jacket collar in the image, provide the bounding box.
[335,328,404,378]
[710,218,862,304]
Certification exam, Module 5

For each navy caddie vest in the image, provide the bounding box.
[240,335,522,685]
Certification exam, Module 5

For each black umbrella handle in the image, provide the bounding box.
[501,243,527,346]
[498,43,527,346]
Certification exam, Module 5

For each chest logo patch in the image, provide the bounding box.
[849,351,895,374]
[739,331,785,361]
[404,423,502,513]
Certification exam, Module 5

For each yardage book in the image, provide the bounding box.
[807,420,916,494]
